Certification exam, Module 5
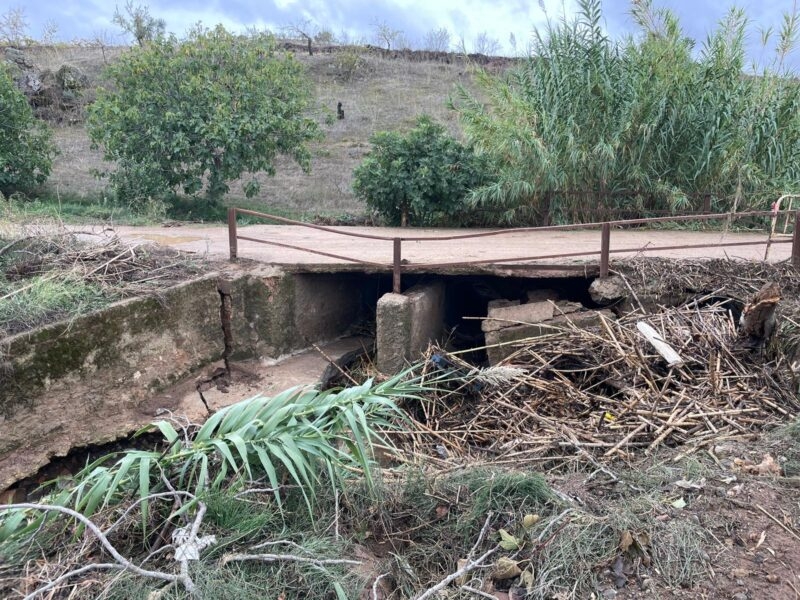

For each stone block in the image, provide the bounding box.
[486,309,614,364]
[487,298,520,311]
[482,301,555,332]
[376,281,445,373]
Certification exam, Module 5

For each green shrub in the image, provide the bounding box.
[88,25,320,208]
[0,66,57,195]
[352,115,492,226]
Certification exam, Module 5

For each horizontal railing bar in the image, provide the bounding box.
[397,210,782,241]
[235,208,393,241]
[401,237,790,269]
[234,207,790,243]
[236,235,389,267]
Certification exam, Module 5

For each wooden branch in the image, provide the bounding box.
[5,502,197,598]
[413,545,500,600]
[220,553,362,567]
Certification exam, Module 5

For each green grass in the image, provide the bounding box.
[8,189,359,226]
[7,191,158,225]
[0,272,111,337]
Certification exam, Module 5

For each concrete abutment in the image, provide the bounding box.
[376,281,446,373]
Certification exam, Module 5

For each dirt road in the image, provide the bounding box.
[102,223,792,268]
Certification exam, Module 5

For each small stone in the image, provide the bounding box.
[601,588,618,599]
[640,578,653,591]
[733,593,748,600]
[766,574,780,584]
[731,568,749,579]
[589,275,627,305]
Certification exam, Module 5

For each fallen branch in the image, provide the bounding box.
[460,585,500,599]
[4,503,197,598]
[220,552,362,567]
[372,572,391,600]
[412,544,500,600]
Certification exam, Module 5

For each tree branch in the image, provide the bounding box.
[220,552,362,567]
[5,503,197,598]
[412,544,500,600]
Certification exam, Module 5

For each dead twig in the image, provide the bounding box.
[4,502,198,598]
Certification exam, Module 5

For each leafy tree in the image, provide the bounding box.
[0,65,56,195]
[353,116,492,226]
[112,1,165,46]
[88,26,320,207]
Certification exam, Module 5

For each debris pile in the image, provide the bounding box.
[405,302,800,463]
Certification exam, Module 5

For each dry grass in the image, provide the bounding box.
[35,47,479,216]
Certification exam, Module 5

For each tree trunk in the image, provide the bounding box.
[739,282,781,352]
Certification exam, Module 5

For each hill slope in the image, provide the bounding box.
[17,45,492,217]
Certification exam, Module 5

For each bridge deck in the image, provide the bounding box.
[111,224,792,275]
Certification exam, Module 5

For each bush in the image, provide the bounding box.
[0,65,56,195]
[88,25,320,208]
[352,116,492,226]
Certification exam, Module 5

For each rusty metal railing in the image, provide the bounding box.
[228,207,800,294]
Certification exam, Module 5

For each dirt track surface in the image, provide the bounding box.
[105,224,793,267]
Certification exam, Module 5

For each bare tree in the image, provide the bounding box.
[113,1,165,46]
[473,31,501,55]
[372,19,402,51]
[40,19,59,44]
[0,7,29,45]
[422,27,451,52]
[283,19,316,55]
[92,29,115,64]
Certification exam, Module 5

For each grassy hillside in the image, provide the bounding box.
[23,45,485,219]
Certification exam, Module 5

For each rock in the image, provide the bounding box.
[733,593,748,600]
[3,47,33,70]
[589,275,628,305]
[601,588,618,599]
[485,309,615,364]
[487,298,520,311]
[55,64,88,91]
[482,301,555,333]
[554,300,583,314]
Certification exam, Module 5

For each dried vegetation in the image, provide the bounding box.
[0,216,205,336]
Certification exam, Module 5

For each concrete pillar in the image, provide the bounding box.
[376,281,445,373]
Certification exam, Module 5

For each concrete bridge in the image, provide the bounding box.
[110,208,799,374]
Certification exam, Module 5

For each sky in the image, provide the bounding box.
[6,0,800,70]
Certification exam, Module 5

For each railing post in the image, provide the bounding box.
[228,207,238,261]
[392,238,402,293]
[600,222,611,278]
[792,213,800,269]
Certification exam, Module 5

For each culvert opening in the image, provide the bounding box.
[441,274,597,364]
